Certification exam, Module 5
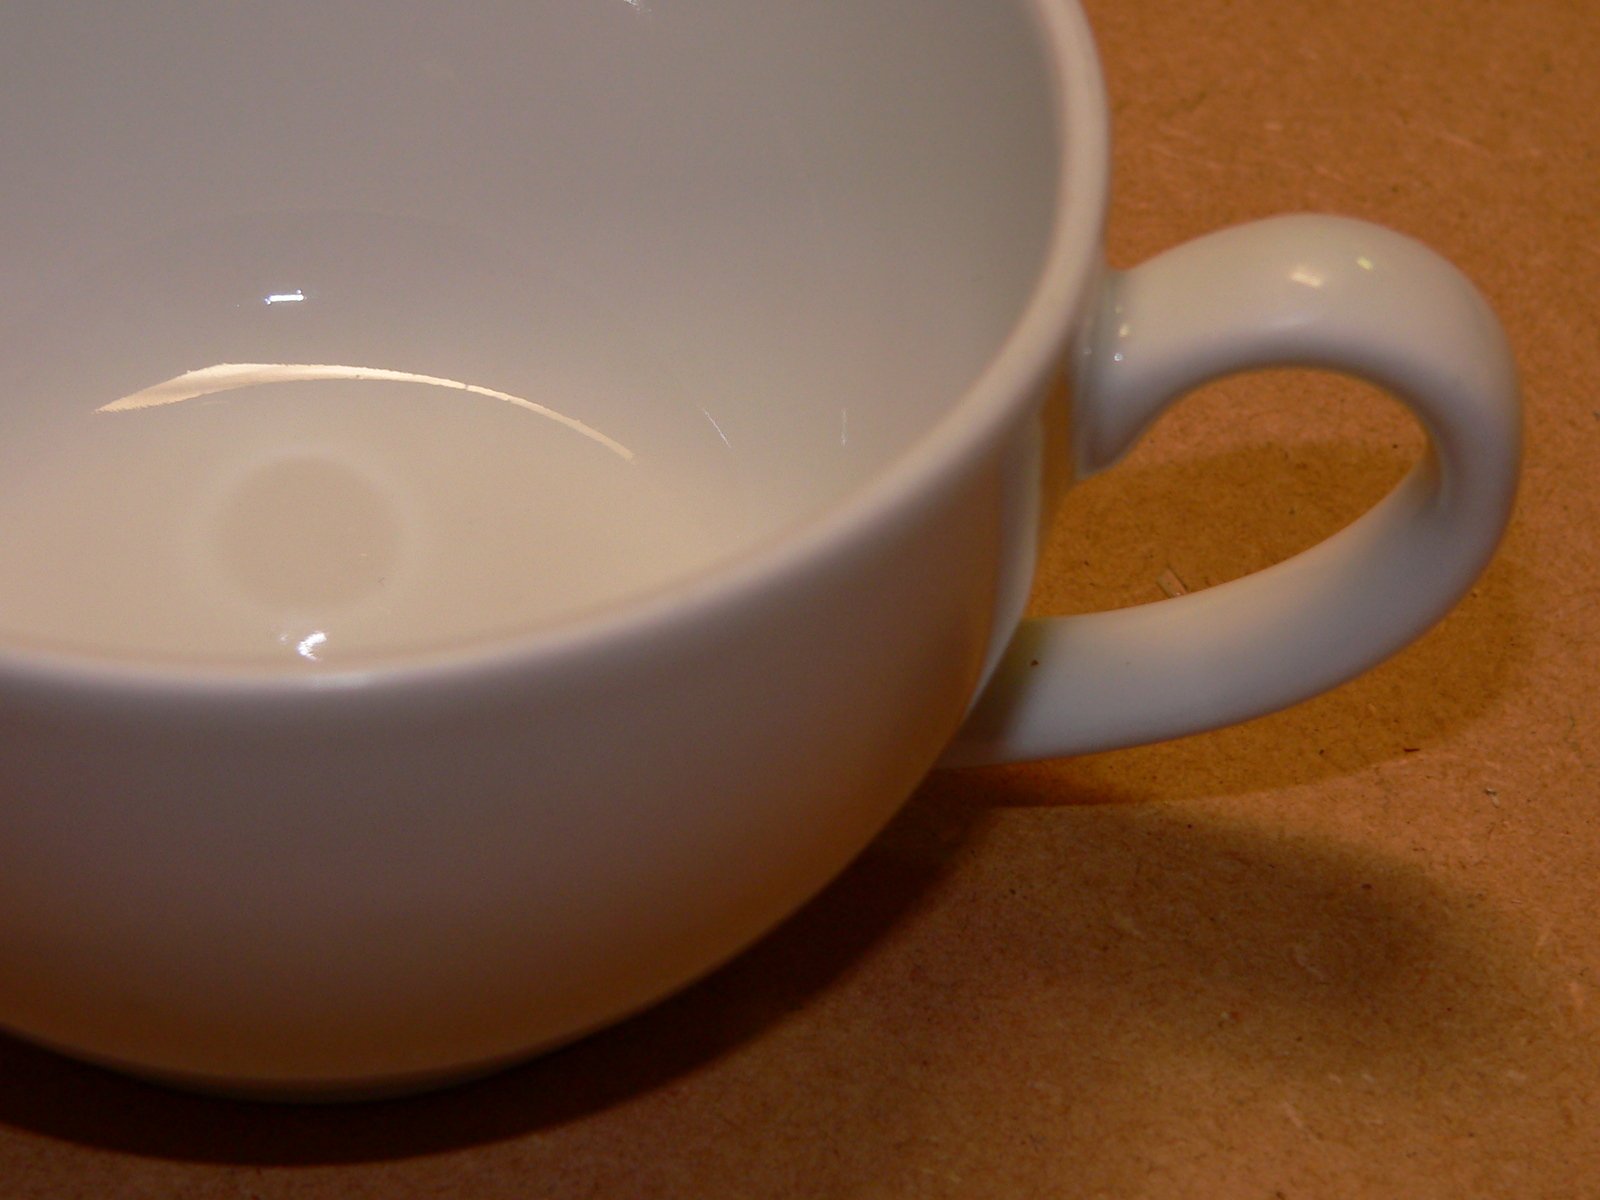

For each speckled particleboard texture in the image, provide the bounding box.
[1,1,1595,1197]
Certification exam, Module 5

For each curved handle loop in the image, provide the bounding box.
[944,215,1519,766]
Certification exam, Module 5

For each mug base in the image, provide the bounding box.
[18,1033,558,1105]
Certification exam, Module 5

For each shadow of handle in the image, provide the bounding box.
[944,215,1520,766]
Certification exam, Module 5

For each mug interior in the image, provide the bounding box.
[0,1,1065,667]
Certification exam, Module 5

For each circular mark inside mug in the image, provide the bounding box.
[214,454,401,611]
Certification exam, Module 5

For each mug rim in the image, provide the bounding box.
[0,0,1111,699]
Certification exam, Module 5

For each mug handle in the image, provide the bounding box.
[943,215,1520,766]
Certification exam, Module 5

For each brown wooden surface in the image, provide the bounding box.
[3,1,1596,1195]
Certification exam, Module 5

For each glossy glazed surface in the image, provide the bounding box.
[0,0,1083,1093]
[0,0,1516,1095]
[0,0,1059,667]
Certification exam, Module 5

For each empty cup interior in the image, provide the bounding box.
[0,1,1060,664]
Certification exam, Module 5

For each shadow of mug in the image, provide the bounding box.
[0,769,1563,1180]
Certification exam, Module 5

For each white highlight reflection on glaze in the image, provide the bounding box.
[97,362,637,462]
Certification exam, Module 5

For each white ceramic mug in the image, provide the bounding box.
[0,1,1517,1097]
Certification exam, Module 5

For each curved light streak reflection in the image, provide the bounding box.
[97,362,636,461]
